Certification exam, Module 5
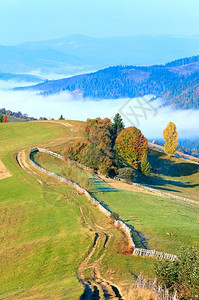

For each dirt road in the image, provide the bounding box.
[17,149,125,299]
[0,159,12,180]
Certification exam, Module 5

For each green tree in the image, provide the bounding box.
[59,115,65,120]
[116,126,148,166]
[141,153,151,175]
[155,246,199,298]
[0,113,3,123]
[113,144,123,168]
[163,122,179,156]
[112,113,125,141]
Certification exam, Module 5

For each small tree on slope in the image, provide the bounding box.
[163,122,179,156]
[3,115,8,123]
[141,153,151,175]
[112,113,125,141]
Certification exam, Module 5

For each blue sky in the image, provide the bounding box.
[0,0,199,45]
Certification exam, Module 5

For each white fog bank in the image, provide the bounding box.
[0,89,198,140]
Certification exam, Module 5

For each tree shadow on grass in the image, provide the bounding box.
[148,150,199,177]
[90,177,118,193]
[136,173,199,193]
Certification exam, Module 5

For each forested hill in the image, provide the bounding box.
[0,72,42,82]
[18,55,199,109]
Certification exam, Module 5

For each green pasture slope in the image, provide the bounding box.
[33,149,199,256]
[146,149,199,202]
[0,121,93,299]
[1,120,199,298]
[92,180,199,253]
[33,150,199,273]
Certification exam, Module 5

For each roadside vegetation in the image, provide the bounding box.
[155,246,199,299]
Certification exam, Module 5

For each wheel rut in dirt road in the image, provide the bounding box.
[75,198,124,300]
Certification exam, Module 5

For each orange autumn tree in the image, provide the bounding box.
[116,126,148,166]
[85,117,112,156]
[62,141,90,161]
[3,115,8,123]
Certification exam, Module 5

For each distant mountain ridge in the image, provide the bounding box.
[1,34,199,75]
[17,55,199,109]
[0,72,42,83]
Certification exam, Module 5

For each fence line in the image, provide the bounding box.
[29,148,177,261]
[114,177,199,207]
[134,276,178,300]
[133,248,177,261]
[38,147,198,206]
[29,148,135,248]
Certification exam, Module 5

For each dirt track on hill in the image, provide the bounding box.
[99,175,156,196]
[17,150,43,184]
[76,199,124,299]
[16,149,125,299]
[0,160,12,180]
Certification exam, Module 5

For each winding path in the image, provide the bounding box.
[16,149,125,300]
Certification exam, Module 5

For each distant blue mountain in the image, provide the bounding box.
[17,55,199,109]
[0,44,86,74]
[1,34,199,75]
[0,72,42,82]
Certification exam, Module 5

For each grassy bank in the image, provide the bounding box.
[0,121,93,298]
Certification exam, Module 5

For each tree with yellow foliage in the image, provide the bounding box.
[163,122,179,156]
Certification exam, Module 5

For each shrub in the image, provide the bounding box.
[98,157,113,176]
[118,167,135,182]
[79,144,104,170]
[155,246,199,298]
[110,212,120,221]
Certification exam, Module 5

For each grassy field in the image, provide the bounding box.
[0,120,156,299]
[1,120,199,298]
[34,150,199,255]
[0,121,95,299]
[31,148,160,294]
[92,178,199,254]
[145,149,199,202]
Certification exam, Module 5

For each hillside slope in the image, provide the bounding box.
[19,55,199,109]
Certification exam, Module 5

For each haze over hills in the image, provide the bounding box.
[1,34,199,75]
[17,55,199,110]
[0,72,42,83]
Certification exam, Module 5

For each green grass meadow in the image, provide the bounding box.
[92,179,199,254]
[147,149,199,202]
[0,121,93,299]
[33,148,199,257]
[0,120,199,298]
